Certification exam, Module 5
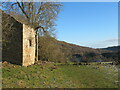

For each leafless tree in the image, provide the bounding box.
[2,0,62,60]
[2,1,62,33]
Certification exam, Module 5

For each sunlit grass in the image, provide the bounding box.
[2,62,118,88]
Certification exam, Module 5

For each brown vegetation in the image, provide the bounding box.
[38,35,118,63]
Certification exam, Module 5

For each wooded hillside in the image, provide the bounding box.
[38,36,118,63]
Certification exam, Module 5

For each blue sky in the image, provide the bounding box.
[56,2,118,48]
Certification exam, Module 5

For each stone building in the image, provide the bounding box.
[22,24,36,66]
[2,11,36,66]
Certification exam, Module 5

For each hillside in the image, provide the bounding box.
[99,46,119,64]
[57,40,110,54]
[100,46,120,52]
[56,40,118,63]
[38,36,114,63]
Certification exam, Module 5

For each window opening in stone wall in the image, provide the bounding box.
[29,39,32,47]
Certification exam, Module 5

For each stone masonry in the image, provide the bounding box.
[23,24,36,66]
[2,11,36,66]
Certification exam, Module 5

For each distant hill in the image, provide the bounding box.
[39,35,119,63]
[38,36,113,63]
[99,46,119,64]
[57,40,110,54]
[57,41,119,63]
[100,46,120,52]
[59,40,115,59]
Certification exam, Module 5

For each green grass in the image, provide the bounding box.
[2,61,119,88]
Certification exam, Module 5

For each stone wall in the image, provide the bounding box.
[2,11,36,66]
[2,12,23,64]
[22,24,36,66]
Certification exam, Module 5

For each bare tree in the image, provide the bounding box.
[2,1,62,33]
[2,1,62,60]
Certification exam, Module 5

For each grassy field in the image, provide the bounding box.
[2,61,119,88]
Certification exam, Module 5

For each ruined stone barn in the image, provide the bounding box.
[2,11,36,66]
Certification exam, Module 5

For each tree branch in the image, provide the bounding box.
[11,3,17,9]
[37,2,43,15]
[35,26,45,32]
[16,1,29,19]
[21,2,24,10]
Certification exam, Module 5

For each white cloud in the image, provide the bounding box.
[105,38,120,42]
[87,38,119,48]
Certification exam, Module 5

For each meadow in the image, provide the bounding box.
[2,61,119,88]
